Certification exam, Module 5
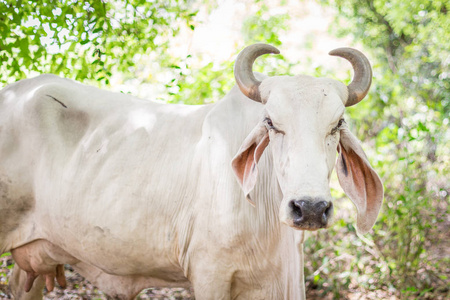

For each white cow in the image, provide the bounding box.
[0,43,383,299]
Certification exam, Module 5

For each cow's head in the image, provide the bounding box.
[232,43,383,234]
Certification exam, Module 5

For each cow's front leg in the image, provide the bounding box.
[190,278,232,300]
[10,264,45,300]
[187,260,233,300]
[296,231,306,300]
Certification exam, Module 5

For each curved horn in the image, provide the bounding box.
[234,43,280,103]
[329,48,372,107]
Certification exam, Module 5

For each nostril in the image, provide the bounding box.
[322,202,333,225]
[290,200,304,219]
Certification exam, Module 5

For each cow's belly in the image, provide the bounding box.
[31,208,188,282]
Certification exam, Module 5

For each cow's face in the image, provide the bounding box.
[261,76,346,230]
[232,44,384,234]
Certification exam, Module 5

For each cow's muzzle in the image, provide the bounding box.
[289,197,333,230]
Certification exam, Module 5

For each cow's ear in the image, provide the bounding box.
[336,125,384,234]
[232,123,270,206]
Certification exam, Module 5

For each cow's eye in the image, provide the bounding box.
[331,118,345,135]
[264,117,285,134]
[265,117,275,129]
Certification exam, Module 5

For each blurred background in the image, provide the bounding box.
[0,0,448,299]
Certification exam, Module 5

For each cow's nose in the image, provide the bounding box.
[289,198,333,230]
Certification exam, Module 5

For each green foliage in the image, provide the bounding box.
[241,3,289,47]
[164,1,293,104]
[165,59,235,104]
[241,2,294,77]
[304,0,450,298]
[0,0,292,103]
[326,0,449,114]
[0,0,196,85]
[0,252,11,296]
